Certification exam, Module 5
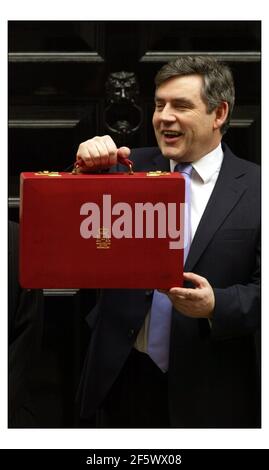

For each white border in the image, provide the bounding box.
[1,0,268,451]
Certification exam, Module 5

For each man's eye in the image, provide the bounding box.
[174,104,187,110]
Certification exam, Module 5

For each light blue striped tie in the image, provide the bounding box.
[147,163,193,372]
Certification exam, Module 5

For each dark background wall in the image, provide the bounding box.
[8,20,261,427]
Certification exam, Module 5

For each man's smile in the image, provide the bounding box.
[161,130,184,144]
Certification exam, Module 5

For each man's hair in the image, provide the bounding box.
[155,55,235,135]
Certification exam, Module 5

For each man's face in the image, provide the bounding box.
[152,74,221,162]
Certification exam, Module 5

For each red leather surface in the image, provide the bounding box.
[19,172,185,289]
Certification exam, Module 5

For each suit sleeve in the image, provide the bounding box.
[211,234,260,340]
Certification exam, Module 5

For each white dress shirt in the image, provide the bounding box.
[134,143,224,352]
[169,143,224,243]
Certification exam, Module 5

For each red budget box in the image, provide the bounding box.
[19,171,185,289]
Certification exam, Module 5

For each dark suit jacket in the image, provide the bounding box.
[8,221,44,427]
[77,143,261,428]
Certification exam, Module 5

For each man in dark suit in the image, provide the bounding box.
[75,56,260,428]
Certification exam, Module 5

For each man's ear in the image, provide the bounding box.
[213,101,229,130]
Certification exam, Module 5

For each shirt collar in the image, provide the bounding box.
[169,143,224,183]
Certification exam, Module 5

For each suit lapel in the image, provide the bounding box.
[152,152,171,171]
[150,148,249,273]
[185,147,248,272]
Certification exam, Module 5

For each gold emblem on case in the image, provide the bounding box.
[96,228,111,249]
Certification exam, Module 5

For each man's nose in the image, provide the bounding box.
[159,104,176,121]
